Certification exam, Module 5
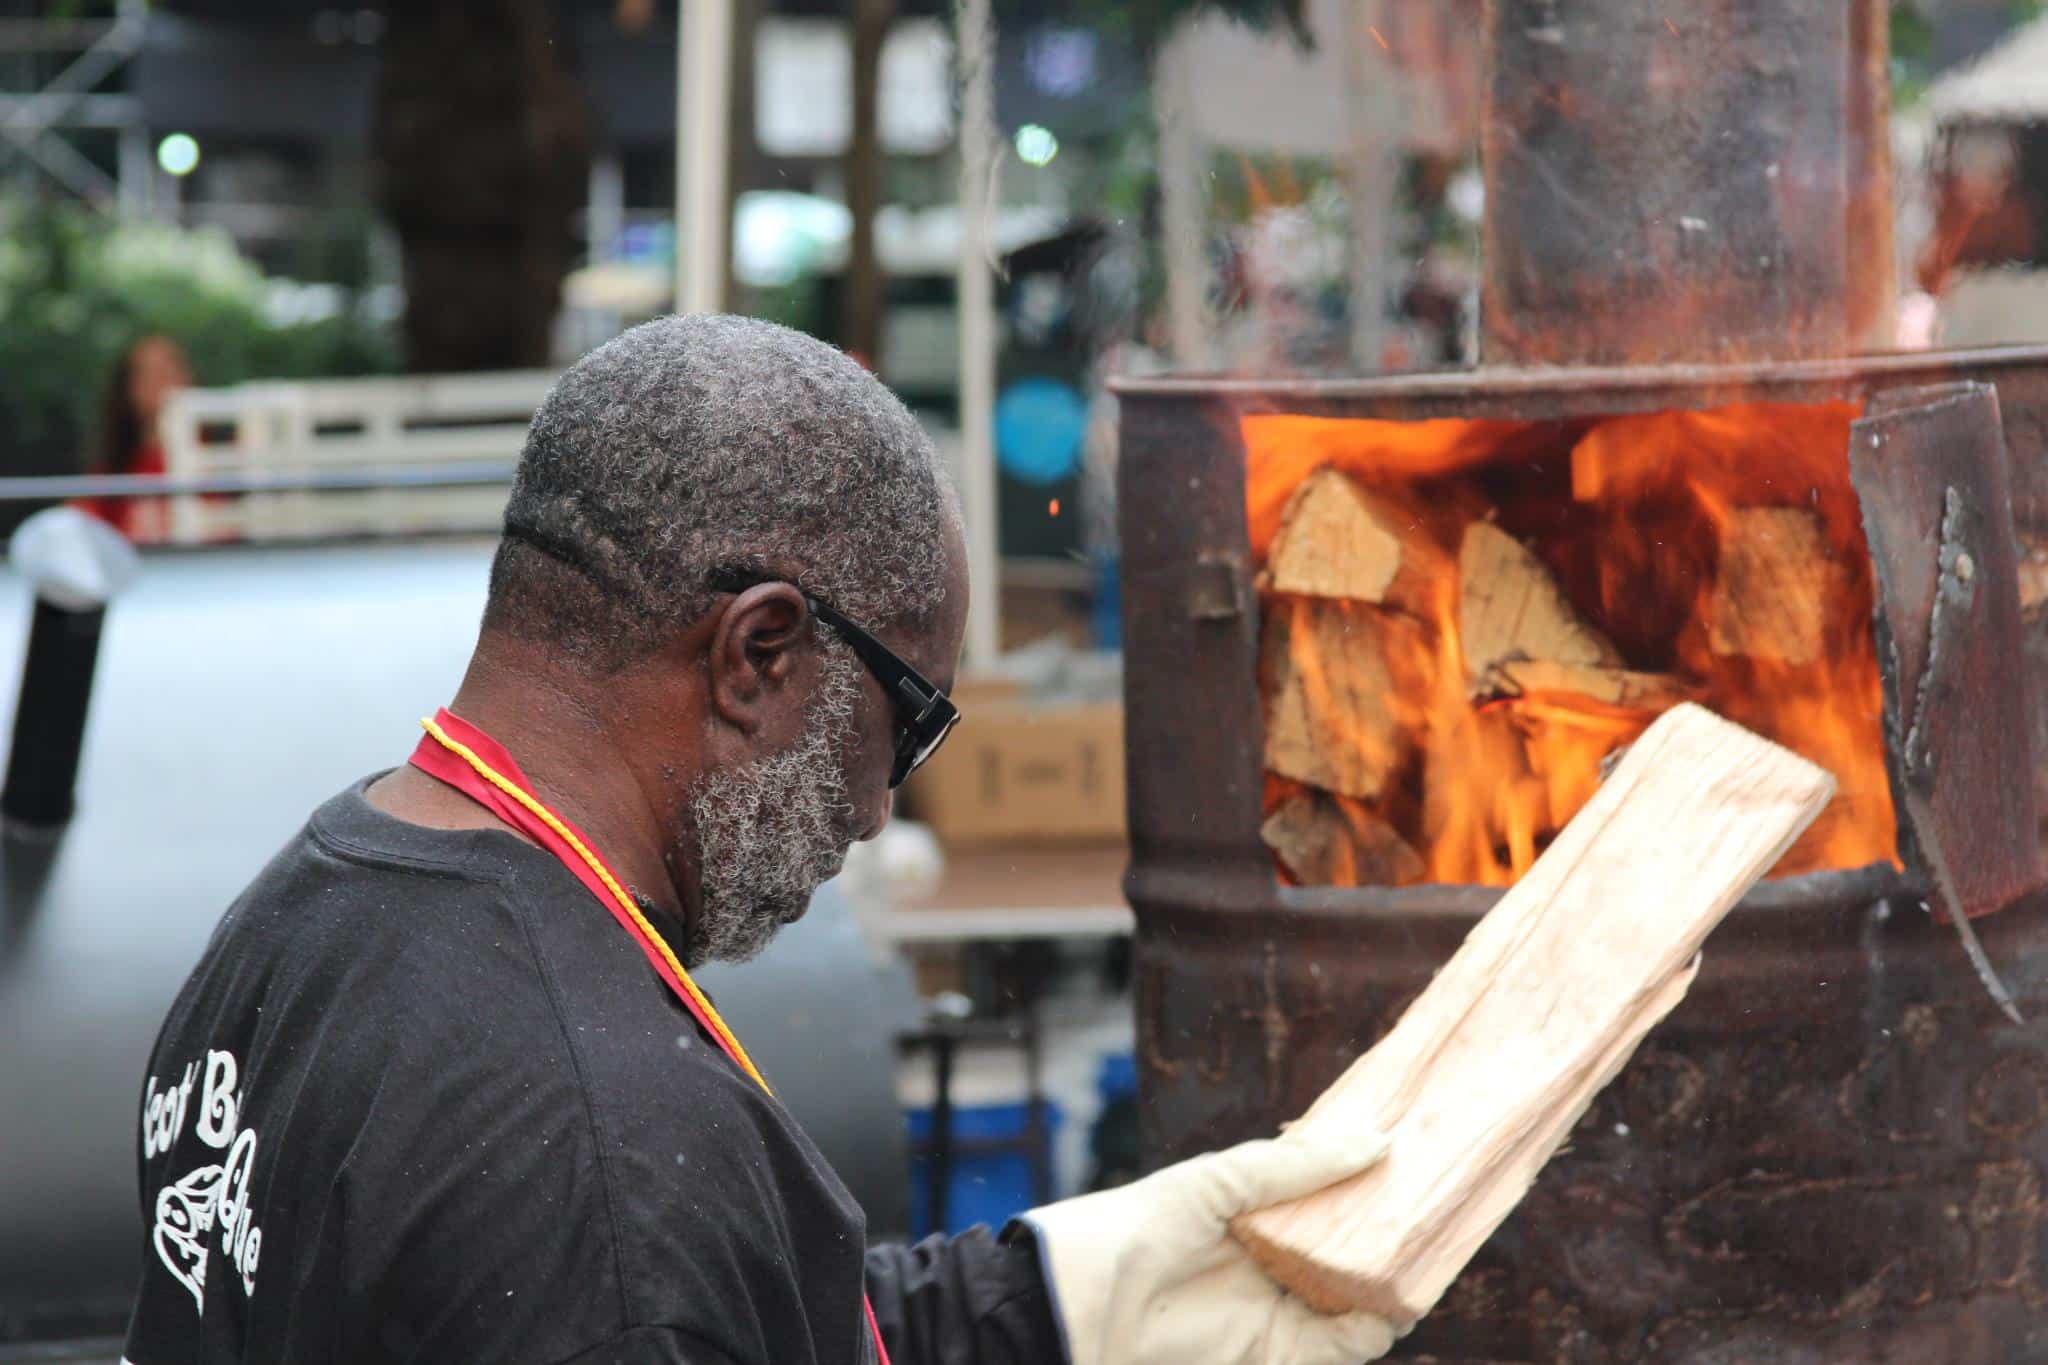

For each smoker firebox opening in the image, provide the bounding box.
[1246,400,1899,891]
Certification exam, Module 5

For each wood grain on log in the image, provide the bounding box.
[1231,704,1835,1327]
[1261,789,1424,887]
[1459,522,1620,690]
[1263,467,1445,612]
[1493,659,1692,712]
[1261,598,1425,802]
[1706,507,1844,665]
[2018,532,2048,615]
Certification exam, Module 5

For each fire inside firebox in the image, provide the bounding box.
[1246,400,1901,888]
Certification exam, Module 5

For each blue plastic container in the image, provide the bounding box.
[1091,553,1122,650]
[905,1100,1063,1237]
[1096,1051,1137,1104]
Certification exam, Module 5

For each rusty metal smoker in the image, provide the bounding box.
[1118,3,2048,1358]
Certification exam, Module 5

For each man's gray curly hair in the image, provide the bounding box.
[483,314,955,669]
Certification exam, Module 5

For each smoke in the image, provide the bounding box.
[683,644,865,965]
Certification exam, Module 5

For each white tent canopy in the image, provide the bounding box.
[1927,16,2048,126]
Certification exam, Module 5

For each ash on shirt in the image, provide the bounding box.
[123,780,1057,1365]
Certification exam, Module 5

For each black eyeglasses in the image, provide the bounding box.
[703,568,959,788]
[802,596,960,788]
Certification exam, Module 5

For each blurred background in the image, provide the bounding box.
[7,0,2048,1353]
[13,1,2048,548]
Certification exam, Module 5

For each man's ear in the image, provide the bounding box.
[706,582,812,734]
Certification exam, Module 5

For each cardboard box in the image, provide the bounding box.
[908,947,968,999]
[907,700,1126,848]
[943,675,1029,710]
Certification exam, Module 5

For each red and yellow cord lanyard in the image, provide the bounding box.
[410,708,892,1365]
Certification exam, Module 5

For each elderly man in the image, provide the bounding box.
[122,316,1395,1365]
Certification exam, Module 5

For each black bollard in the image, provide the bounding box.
[2,595,108,829]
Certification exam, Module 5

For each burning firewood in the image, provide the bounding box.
[1706,507,1845,666]
[1458,522,1622,692]
[1229,705,1835,1327]
[1262,467,1445,613]
[1493,659,1693,712]
[1261,598,1423,803]
[1261,790,1424,887]
[2018,533,2048,615]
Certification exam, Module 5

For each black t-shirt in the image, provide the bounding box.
[122,780,1062,1364]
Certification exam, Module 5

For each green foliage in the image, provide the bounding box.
[1891,1,1935,63]
[745,275,826,339]
[1892,0,2048,109]
[1890,2,1939,111]
[0,205,399,473]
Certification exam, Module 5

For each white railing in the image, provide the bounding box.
[1938,266,2048,350]
[158,370,556,543]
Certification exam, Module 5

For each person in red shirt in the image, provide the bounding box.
[80,332,191,543]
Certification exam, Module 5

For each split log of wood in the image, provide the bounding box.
[2015,531,2048,615]
[1231,703,1834,1327]
[1706,507,1845,666]
[1492,659,1693,712]
[1262,598,1426,802]
[1262,467,1446,612]
[1262,790,1424,887]
[1459,522,1621,690]
[1416,702,1529,874]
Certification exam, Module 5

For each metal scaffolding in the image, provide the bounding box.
[0,0,149,213]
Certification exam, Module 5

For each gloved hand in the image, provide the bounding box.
[1019,1130,1397,1365]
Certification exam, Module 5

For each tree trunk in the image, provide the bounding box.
[1341,0,1404,371]
[374,0,594,373]
[726,0,764,310]
[1154,21,1212,367]
[845,0,894,367]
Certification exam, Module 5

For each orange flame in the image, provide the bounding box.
[1247,402,1899,887]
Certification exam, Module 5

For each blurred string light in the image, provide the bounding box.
[1015,124,1059,167]
[156,134,201,177]
[1024,28,1096,96]
[1448,167,1485,225]
[732,191,851,287]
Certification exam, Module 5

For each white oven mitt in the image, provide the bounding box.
[1018,1130,1399,1365]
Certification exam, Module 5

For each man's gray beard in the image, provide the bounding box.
[684,646,863,966]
